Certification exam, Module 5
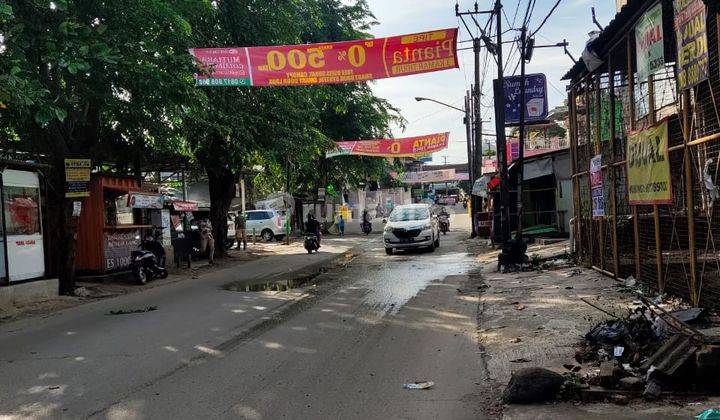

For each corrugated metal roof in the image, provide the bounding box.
[562,0,651,82]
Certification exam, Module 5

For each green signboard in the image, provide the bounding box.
[635,3,665,82]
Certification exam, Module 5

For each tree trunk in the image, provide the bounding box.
[207,166,238,259]
[49,155,78,295]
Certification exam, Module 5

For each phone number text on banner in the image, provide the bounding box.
[626,119,673,205]
[190,28,458,87]
[327,133,449,158]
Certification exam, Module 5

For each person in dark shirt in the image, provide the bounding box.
[305,214,321,246]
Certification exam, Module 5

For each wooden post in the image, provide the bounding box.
[595,74,605,270]
[627,36,641,281]
[648,73,664,292]
[608,55,619,278]
[585,76,594,265]
[569,86,582,256]
[682,90,699,305]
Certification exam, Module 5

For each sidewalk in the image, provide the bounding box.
[0,236,365,323]
[470,242,720,419]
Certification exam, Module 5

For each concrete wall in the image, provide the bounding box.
[0,278,58,308]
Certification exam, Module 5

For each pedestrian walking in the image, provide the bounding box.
[338,214,345,236]
[235,213,247,250]
[199,218,215,264]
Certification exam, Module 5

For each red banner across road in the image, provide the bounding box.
[190,28,458,87]
[326,133,449,158]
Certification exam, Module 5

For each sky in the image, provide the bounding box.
[362,0,617,164]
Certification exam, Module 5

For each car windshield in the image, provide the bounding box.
[389,208,429,222]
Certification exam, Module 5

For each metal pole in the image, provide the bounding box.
[473,38,483,239]
[516,26,527,242]
[493,0,511,246]
[465,92,477,236]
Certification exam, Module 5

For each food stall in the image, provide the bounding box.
[75,175,154,275]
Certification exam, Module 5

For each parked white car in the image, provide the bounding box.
[383,204,440,255]
[245,209,286,242]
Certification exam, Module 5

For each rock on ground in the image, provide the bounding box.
[502,367,564,404]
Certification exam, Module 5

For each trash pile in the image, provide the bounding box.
[570,290,720,401]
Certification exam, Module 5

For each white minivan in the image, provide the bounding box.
[383,204,440,255]
[245,209,286,242]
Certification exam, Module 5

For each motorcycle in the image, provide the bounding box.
[304,234,320,254]
[439,214,450,235]
[131,227,168,285]
[361,220,372,235]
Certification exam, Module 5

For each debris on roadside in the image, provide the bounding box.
[565,290,720,405]
[697,408,720,420]
[107,306,157,315]
[402,381,434,390]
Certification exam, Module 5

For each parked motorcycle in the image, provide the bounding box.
[439,214,450,235]
[131,227,168,285]
[361,220,372,235]
[304,234,320,254]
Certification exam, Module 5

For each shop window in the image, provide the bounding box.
[4,186,40,236]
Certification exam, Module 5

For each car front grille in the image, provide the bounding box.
[392,228,422,239]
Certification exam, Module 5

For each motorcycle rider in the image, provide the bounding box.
[305,213,321,247]
[439,206,450,231]
[361,209,371,232]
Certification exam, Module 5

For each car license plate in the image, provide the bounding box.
[399,238,412,244]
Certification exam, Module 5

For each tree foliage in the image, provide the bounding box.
[0,0,404,289]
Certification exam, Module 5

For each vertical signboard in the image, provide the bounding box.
[64,159,91,198]
[503,73,548,125]
[635,3,665,82]
[627,119,672,205]
[590,155,604,218]
[674,0,708,90]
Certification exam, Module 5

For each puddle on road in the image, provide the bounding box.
[359,251,473,317]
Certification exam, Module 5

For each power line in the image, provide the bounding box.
[530,0,562,37]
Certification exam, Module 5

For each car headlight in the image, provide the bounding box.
[422,224,432,230]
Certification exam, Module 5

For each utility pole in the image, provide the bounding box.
[464,91,476,236]
[516,26,527,244]
[456,1,495,239]
[491,0,511,248]
[473,39,483,238]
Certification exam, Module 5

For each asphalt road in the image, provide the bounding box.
[1,212,483,419]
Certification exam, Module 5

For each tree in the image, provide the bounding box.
[0,0,208,293]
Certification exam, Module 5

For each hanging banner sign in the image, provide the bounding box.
[674,0,708,90]
[503,73,548,125]
[627,119,672,205]
[326,132,449,158]
[397,169,456,184]
[172,200,198,212]
[127,193,163,209]
[190,28,458,87]
[636,3,665,83]
[64,159,91,198]
[590,154,604,218]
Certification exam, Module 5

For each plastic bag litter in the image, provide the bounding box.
[696,409,720,420]
[403,381,434,390]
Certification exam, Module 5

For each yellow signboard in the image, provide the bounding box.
[65,159,91,198]
[627,119,672,205]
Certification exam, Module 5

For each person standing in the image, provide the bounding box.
[234,213,247,250]
[338,214,345,236]
[199,218,215,264]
